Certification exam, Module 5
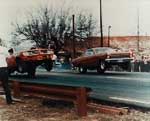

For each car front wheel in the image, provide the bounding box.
[78,67,87,74]
[27,64,36,78]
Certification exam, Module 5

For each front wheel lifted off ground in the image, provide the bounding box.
[27,64,36,78]
[78,67,87,74]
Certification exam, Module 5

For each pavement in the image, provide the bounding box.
[10,66,150,108]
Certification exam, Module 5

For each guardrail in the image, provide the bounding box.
[12,80,91,117]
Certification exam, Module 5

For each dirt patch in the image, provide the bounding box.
[0,96,150,121]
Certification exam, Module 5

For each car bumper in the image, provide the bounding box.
[105,58,133,64]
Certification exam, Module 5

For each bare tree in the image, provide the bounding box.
[76,13,96,41]
[12,5,97,53]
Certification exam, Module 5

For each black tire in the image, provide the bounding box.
[27,64,36,78]
[17,61,27,73]
[97,60,106,74]
[8,67,16,75]
[44,60,53,72]
[78,67,87,74]
[122,62,131,72]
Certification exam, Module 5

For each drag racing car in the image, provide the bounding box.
[6,48,54,77]
[72,47,133,73]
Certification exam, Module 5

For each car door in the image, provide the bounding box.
[79,49,96,67]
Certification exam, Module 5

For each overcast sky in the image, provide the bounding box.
[0,0,150,43]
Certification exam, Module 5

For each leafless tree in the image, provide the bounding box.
[12,5,97,53]
[76,13,96,41]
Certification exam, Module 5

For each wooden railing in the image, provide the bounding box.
[12,80,91,117]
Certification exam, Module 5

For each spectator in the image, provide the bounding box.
[8,48,14,55]
[144,56,149,72]
[134,55,141,72]
[6,48,16,68]
[140,56,145,72]
[0,46,13,104]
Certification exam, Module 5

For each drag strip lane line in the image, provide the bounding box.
[48,72,150,82]
[104,76,150,82]
[109,96,150,105]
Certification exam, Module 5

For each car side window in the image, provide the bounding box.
[84,49,94,56]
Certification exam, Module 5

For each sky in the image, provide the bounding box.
[0,0,150,43]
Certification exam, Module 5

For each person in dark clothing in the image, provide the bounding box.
[0,68,12,104]
[0,47,13,104]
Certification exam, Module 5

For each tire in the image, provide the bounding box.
[44,60,53,72]
[122,62,131,72]
[17,61,27,73]
[8,67,16,75]
[78,67,87,74]
[27,64,36,78]
[97,60,106,74]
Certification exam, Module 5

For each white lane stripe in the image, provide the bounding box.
[109,96,150,105]
[104,76,150,82]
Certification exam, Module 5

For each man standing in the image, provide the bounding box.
[7,48,16,70]
[0,46,12,104]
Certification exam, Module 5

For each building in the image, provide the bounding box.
[64,36,150,57]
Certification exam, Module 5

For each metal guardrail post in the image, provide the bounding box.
[76,87,87,117]
[12,81,21,98]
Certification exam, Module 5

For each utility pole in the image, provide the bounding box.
[100,0,103,47]
[72,14,76,58]
[108,25,111,47]
[137,8,140,53]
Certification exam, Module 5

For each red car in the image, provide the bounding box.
[7,48,54,77]
[72,47,133,73]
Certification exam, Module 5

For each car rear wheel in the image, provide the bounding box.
[121,62,131,71]
[97,60,106,74]
[44,60,53,72]
[8,67,16,75]
[78,67,87,74]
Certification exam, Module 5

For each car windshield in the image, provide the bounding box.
[24,50,39,55]
[84,49,94,56]
[94,47,115,54]
[40,49,49,53]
